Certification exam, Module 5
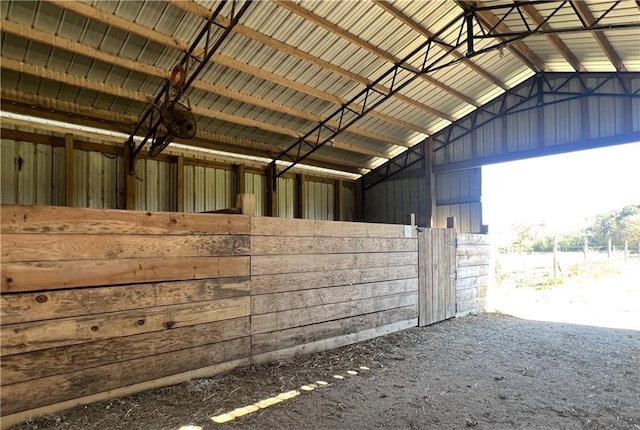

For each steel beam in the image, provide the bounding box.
[363,71,640,189]
[272,1,639,187]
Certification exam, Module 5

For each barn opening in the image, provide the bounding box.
[482,142,640,329]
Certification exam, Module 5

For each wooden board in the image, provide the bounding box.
[2,255,250,293]
[0,205,250,235]
[251,216,414,238]
[1,234,250,262]
[251,292,417,335]
[252,319,417,364]
[252,278,417,314]
[1,277,250,325]
[1,357,249,429]
[457,264,490,279]
[2,317,249,385]
[456,275,489,292]
[251,252,417,276]
[252,236,417,255]
[252,306,417,354]
[457,233,491,245]
[2,336,250,414]
[251,265,418,295]
[2,296,250,355]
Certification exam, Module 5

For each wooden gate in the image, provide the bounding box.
[418,228,457,326]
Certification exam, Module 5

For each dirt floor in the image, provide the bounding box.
[11,263,640,430]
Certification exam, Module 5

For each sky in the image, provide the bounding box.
[481,142,640,235]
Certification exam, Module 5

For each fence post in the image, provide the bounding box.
[625,240,628,263]
[583,237,588,264]
[553,236,558,279]
[608,238,612,259]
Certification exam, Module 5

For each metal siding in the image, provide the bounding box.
[52,146,66,206]
[276,176,295,218]
[303,179,334,221]
[342,182,355,221]
[244,172,266,216]
[363,161,426,226]
[184,164,195,213]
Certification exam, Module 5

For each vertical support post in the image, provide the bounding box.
[176,156,184,212]
[425,137,436,228]
[64,134,74,207]
[607,237,612,259]
[624,240,628,263]
[354,177,364,221]
[295,173,306,219]
[124,144,136,210]
[583,237,588,263]
[334,179,343,221]
[235,163,245,195]
[553,236,558,279]
[266,165,277,217]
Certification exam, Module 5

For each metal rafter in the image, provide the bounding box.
[363,72,640,189]
[272,1,639,184]
[519,2,584,72]
[274,0,481,108]
[373,0,510,91]
[169,0,451,124]
[571,1,627,71]
[126,0,253,169]
[36,1,429,146]
[456,0,546,72]
[46,0,425,138]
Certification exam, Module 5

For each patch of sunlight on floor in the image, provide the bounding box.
[487,260,640,331]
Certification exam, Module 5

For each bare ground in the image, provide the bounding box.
[10,308,640,430]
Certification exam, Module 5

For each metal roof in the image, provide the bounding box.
[1,0,639,174]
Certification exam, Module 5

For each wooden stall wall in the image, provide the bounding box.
[250,217,419,363]
[456,233,492,315]
[0,205,251,428]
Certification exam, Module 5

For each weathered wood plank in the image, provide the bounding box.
[456,275,489,292]
[1,357,250,428]
[251,252,417,275]
[457,233,491,245]
[417,230,427,326]
[1,337,250,415]
[418,229,433,326]
[2,317,249,385]
[458,264,490,279]
[0,205,250,235]
[446,229,457,320]
[1,234,250,262]
[457,297,484,314]
[1,277,250,325]
[251,292,417,335]
[457,287,480,302]
[251,265,418,295]
[1,296,250,355]
[251,216,414,238]
[252,306,417,354]
[252,319,417,364]
[1,255,250,293]
[456,244,491,257]
[251,278,418,314]
[432,229,442,324]
[251,236,417,255]
[457,254,491,268]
